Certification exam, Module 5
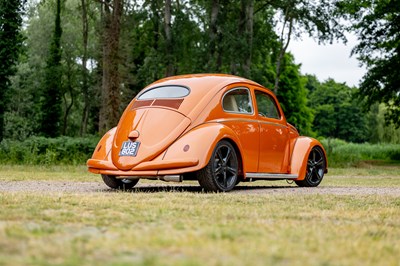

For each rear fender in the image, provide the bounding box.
[161,122,244,173]
[90,127,116,161]
[290,137,328,180]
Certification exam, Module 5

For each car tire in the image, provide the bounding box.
[295,146,326,187]
[101,174,139,190]
[197,140,239,192]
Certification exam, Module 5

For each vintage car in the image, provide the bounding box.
[87,74,327,192]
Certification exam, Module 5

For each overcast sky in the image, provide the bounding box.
[288,34,367,87]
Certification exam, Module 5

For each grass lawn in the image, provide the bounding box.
[0,164,399,266]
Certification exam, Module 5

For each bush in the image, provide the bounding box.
[1,136,399,167]
[321,138,400,167]
[0,136,99,165]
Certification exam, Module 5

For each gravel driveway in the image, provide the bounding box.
[1,180,400,196]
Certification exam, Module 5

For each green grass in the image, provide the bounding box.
[0,164,399,266]
[0,165,95,182]
[0,193,399,266]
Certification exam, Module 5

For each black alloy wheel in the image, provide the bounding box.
[295,146,326,187]
[197,140,239,192]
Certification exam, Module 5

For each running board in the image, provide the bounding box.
[245,173,298,180]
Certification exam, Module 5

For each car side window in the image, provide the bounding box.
[222,87,253,114]
[255,90,281,119]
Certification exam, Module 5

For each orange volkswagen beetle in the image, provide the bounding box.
[87,74,327,192]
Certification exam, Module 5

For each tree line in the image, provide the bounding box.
[1,0,399,144]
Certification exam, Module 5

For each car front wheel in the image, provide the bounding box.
[295,146,326,187]
[101,174,139,190]
[197,140,239,192]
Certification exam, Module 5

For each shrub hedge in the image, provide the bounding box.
[0,136,99,165]
[321,138,400,167]
[0,136,399,167]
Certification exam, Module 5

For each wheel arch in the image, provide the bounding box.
[219,137,245,180]
[290,137,328,181]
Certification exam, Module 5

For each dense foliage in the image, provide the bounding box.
[339,0,400,127]
[0,136,98,165]
[1,0,400,152]
[0,0,24,141]
[309,78,368,143]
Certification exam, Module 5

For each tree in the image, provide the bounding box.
[80,0,90,135]
[39,0,63,137]
[4,0,363,141]
[367,103,400,144]
[207,0,221,71]
[309,78,369,143]
[0,0,24,141]
[99,0,124,134]
[277,53,313,136]
[164,0,174,76]
[339,0,400,127]
[271,0,345,94]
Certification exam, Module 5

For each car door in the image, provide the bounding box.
[219,86,260,172]
[254,89,290,173]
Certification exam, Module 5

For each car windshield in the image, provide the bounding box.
[138,86,190,100]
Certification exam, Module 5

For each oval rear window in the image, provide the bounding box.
[138,86,189,100]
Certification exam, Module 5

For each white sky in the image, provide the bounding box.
[288,34,367,87]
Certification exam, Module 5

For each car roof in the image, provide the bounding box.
[145,74,262,93]
[136,74,266,120]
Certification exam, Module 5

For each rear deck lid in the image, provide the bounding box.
[111,86,191,171]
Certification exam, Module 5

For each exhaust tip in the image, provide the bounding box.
[159,175,183,182]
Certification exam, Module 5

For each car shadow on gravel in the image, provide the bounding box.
[101,185,297,194]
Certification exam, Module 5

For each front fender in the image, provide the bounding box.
[160,122,244,174]
[290,137,328,180]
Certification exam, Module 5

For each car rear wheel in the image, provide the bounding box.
[101,174,139,190]
[295,146,326,187]
[197,140,239,192]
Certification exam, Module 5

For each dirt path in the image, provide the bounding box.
[1,180,400,196]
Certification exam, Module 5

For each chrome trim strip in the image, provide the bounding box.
[258,120,288,128]
[213,118,287,128]
[246,172,298,179]
[213,118,256,124]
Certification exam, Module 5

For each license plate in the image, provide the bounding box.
[119,141,140,157]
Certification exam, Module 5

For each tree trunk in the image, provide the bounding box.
[274,9,293,95]
[0,0,23,141]
[99,0,123,134]
[208,0,220,71]
[243,0,254,77]
[80,0,89,136]
[150,1,160,81]
[62,61,74,135]
[40,0,63,137]
[164,0,174,76]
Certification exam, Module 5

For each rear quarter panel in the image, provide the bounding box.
[91,127,116,161]
[159,123,245,175]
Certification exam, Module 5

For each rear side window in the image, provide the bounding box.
[222,87,253,114]
[138,86,189,100]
